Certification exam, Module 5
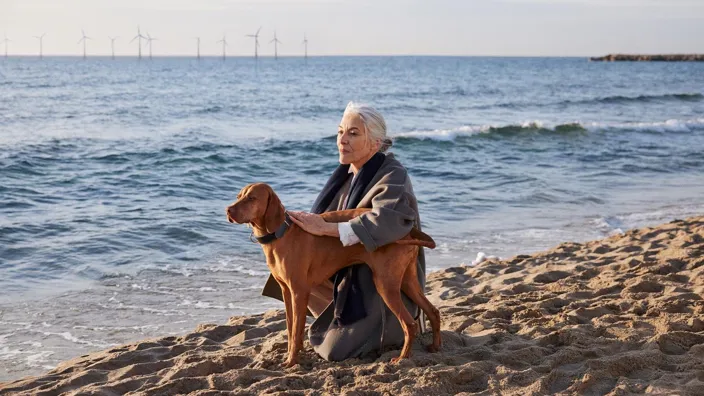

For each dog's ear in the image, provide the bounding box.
[263,188,285,234]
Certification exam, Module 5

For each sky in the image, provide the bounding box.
[1,0,703,56]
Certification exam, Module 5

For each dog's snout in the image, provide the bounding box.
[226,205,237,223]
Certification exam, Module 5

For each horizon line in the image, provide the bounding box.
[3,53,701,59]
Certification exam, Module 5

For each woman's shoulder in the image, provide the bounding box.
[377,152,410,184]
[380,152,406,171]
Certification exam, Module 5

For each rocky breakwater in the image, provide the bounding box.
[590,54,704,62]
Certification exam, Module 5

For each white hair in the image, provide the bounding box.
[343,101,393,153]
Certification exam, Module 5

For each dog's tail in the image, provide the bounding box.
[395,228,436,249]
[320,208,372,223]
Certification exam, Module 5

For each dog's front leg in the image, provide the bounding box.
[283,287,310,368]
[278,280,294,357]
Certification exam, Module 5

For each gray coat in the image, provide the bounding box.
[262,153,426,361]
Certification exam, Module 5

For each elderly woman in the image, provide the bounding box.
[261,102,427,361]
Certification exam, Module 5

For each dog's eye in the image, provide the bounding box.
[248,196,255,201]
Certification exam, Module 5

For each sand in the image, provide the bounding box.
[2,216,703,395]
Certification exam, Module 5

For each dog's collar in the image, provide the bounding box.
[252,212,293,244]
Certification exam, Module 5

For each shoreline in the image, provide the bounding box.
[2,216,703,395]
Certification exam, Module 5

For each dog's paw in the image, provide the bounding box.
[282,357,299,368]
[426,343,441,353]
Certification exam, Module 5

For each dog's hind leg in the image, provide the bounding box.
[401,264,442,353]
[372,272,417,363]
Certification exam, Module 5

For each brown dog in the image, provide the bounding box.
[226,183,441,367]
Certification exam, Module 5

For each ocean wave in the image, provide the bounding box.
[393,121,581,141]
[584,92,703,105]
[393,118,704,141]
[196,105,224,114]
[374,86,470,99]
[582,118,704,134]
[6,117,701,159]
[192,103,340,117]
[480,92,703,110]
[22,83,67,89]
[543,92,704,105]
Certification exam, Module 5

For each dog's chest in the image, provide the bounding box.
[264,249,301,280]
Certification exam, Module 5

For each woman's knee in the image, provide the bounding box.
[319,341,354,362]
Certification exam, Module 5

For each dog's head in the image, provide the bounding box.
[226,183,284,234]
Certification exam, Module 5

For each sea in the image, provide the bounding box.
[1,56,703,380]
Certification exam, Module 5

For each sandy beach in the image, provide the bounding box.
[1,216,703,395]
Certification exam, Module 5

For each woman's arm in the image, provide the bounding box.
[287,211,340,237]
[338,222,361,246]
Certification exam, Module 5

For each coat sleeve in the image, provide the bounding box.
[349,167,417,252]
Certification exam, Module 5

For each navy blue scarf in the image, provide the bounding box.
[311,152,386,325]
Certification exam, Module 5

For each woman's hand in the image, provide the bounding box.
[288,211,340,238]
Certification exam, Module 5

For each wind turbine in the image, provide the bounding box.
[302,33,308,61]
[246,27,261,59]
[146,32,156,60]
[195,37,200,60]
[270,31,282,60]
[216,34,227,61]
[108,36,118,60]
[130,26,146,60]
[78,29,91,60]
[269,30,282,59]
[2,33,9,59]
[34,33,46,60]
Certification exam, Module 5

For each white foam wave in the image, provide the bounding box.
[393,125,489,141]
[592,203,704,236]
[583,118,704,133]
[393,118,704,141]
[465,252,500,267]
[37,331,113,348]
[26,351,55,368]
[0,344,55,370]
[98,301,186,316]
[591,216,626,236]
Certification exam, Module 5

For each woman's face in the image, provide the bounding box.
[337,112,379,166]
